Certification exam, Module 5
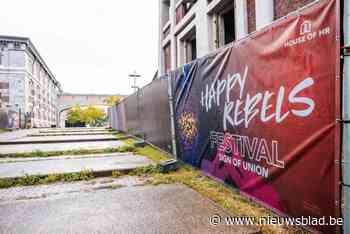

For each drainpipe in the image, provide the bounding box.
[167,73,177,159]
[343,0,350,233]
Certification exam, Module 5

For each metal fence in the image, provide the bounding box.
[110,76,173,153]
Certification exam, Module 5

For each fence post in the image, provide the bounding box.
[343,0,350,233]
[167,73,177,159]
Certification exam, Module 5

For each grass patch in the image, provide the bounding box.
[135,146,169,162]
[28,132,116,137]
[111,170,123,178]
[113,132,307,234]
[0,129,12,133]
[124,164,305,233]
[129,165,162,176]
[0,145,136,158]
[120,137,169,163]
[0,170,94,189]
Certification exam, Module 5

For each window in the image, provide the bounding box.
[164,43,172,73]
[14,42,21,49]
[222,8,235,45]
[0,95,9,103]
[212,3,236,49]
[0,82,9,89]
[186,37,197,62]
[181,27,197,64]
[161,0,171,28]
[176,0,197,24]
[0,52,3,66]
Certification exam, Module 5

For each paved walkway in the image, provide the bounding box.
[0,183,257,234]
[0,153,152,179]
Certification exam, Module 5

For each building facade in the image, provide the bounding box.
[158,0,316,76]
[0,36,62,128]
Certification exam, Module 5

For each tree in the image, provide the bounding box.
[103,96,121,106]
[66,105,84,125]
[82,105,106,126]
[66,105,106,127]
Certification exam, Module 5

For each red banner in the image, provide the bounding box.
[172,0,341,233]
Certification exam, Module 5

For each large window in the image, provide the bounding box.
[164,43,172,73]
[211,3,236,49]
[161,0,171,28]
[182,27,197,64]
[0,52,3,66]
[175,0,197,24]
[222,8,235,45]
[186,36,197,62]
[178,26,197,66]
[0,82,9,89]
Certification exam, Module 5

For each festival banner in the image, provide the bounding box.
[172,0,341,232]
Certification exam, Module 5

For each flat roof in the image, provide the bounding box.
[0,35,62,92]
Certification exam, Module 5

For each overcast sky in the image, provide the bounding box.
[0,0,159,95]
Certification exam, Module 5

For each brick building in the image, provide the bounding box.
[0,36,62,128]
[158,0,317,76]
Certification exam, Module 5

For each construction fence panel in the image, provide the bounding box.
[171,1,341,233]
[113,76,172,153]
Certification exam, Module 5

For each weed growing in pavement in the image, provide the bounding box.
[114,132,308,234]
[129,165,161,176]
[0,145,136,158]
[111,170,123,178]
[0,170,94,189]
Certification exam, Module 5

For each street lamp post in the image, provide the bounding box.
[129,71,142,137]
[128,71,141,94]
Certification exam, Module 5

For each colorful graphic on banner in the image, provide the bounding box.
[172,1,340,233]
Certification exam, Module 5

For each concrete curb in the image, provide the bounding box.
[27,132,114,137]
[39,130,112,134]
[0,152,134,164]
[0,168,137,181]
[0,136,131,145]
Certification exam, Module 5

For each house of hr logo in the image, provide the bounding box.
[284,20,330,48]
[300,20,312,35]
